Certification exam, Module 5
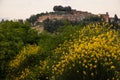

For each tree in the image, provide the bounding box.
[43,19,64,33]
[53,5,72,12]
[18,19,24,24]
[114,14,118,23]
[26,15,37,26]
[64,6,72,12]
[0,21,40,79]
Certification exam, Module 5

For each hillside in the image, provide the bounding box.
[1,21,120,80]
[28,6,109,33]
[27,6,105,26]
[27,6,119,33]
[1,6,120,80]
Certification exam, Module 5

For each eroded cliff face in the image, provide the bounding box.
[37,10,94,22]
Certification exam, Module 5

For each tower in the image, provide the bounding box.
[105,12,109,22]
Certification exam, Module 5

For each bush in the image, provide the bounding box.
[2,22,120,80]
[51,23,120,80]
[0,21,40,79]
[7,44,40,79]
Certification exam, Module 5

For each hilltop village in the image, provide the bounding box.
[26,6,119,32]
[37,10,118,24]
[38,5,110,22]
[36,6,110,23]
[37,10,94,22]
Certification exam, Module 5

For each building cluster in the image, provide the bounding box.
[37,10,94,22]
[37,9,120,24]
[98,12,120,23]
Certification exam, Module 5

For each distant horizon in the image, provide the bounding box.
[0,0,120,20]
[0,10,119,21]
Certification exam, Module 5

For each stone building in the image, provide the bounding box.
[98,12,109,22]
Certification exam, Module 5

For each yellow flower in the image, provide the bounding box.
[111,66,115,69]
[77,70,79,73]
[53,22,120,79]
[91,73,94,76]
[83,71,86,75]
[93,65,97,68]
[46,77,48,79]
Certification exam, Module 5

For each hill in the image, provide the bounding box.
[27,6,102,26]
[27,6,109,33]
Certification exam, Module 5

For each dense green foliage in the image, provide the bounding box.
[0,20,81,80]
[43,19,84,33]
[83,16,103,23]
[0,20,120,80]
[26,12,48,26]
[0,21,40,79]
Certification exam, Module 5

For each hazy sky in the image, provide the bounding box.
[0,0,120,20]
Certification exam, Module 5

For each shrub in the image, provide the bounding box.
[51,23,120,80]
[7,44,39,79]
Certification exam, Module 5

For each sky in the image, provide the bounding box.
[0,0,120,20]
